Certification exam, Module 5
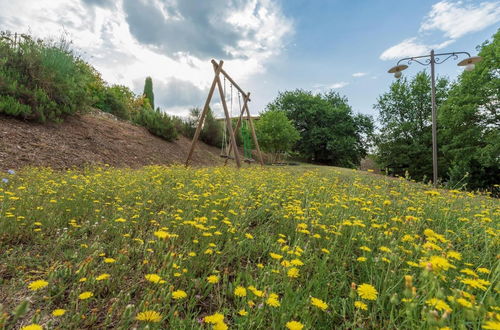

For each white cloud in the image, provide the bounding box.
[380,37,454,60]
[0,0,293,115]
[329,82,349,89]
[352,72,367,77]
[380,1,499,61]
[420,1,500,39]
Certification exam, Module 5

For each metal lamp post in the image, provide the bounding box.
[387,51,482,185]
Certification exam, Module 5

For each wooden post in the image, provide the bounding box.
[224,93,250,165]
[244,100,264,166]
[185,60,223,166]
[213,62,242,168]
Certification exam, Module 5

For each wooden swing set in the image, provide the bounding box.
[185,59,264,168]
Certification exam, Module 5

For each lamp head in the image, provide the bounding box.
[394,71,402,79]
[388,64,408,79]
[458,56,482,71]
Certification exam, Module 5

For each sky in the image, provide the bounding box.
[0,0,498,119]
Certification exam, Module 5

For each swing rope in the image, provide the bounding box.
[239,93,253,160]
[220,76,227,157]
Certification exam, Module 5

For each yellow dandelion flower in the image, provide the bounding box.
[21,324,43,330]
[238,309,248,316]
[213,322,228,330]
[354,301,368,310]
[234,286,247,297]
[207,275,219,284]
[96,273,110,281]
[78,291,94,300]
[204,312,224,324]
[28,280,48,291]
[52,309,66,316]
[270,252,283,260]
[172,290,187,300]
[357,283,378,300]
[103,258,116,263]
[456,298,472,308]
[426,298,452,312]
[136,310,162,322]
[287,267,299,278]
[310,297,328,311]
[482,320,500,329]
[286,320,304,330]
[145,274,162,283]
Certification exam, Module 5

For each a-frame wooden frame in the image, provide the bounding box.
[185,59,264,168]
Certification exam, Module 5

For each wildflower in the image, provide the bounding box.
[456,298,472,308]
[104,258,116,263]
[78,291,94,300]
[477,267,490,274]
[291,259,304,266]
[483,320,500,329]
[172,290,187,300]
[245,233,254,239]
[354,301,368,310]
[234,286,247,297]
[21,324,42,330]
[238,309,248,316]
[310,297,328,311]
[96,273,110,281]
[214,322,228,330]
[359,246,371,252]
[357,283,378,300]
[204,312,225,324]
[266,296,281,307]
[357,257,367,262]
[28,280,48,291]
[460,278,491,291]
[287,267,300,278]
[270,253,283,260]
[207,275,219,284]
[145,274,162,283]
[136,310,162,322]
[52,309,66,316]
[286,320,304,330]
[426,298,452,312]
[321,248,330,254]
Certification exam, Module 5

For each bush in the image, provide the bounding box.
[0,32,94,122]
[132,98,177,141]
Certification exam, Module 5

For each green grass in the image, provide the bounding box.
[0,165,498,329]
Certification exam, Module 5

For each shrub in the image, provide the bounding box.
[0,32,94,122]
[132,98,177,141]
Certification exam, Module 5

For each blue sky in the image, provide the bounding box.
[0,0,498,119]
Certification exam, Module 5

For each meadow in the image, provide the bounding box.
[0,165,498,329]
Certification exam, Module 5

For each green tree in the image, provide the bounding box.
[374,71,449,181]
[143,76,155,109]
[188,107,223,147]
[267,89,373,167]
[439,29,499,191]
[256,110,300,163]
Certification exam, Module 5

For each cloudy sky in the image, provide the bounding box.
[1,0,498,118]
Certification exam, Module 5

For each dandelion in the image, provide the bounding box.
[145,274,162,283]
[456,298,472,308]
[287,267,300,278]
[483,320,500,329]
[310,297,328,311]
[426,298,452,312]
[286,320,304,330]
[104,258,116,263]
[52,309,66,316]
[204,312,224,324]
[136,310,162,322]
[96,273,110,281]
[28,280,48,291]
[357,284,378,300]
[78,291,94,300]
[266,294,281,307]
[238,309,248,316]
[270,252,283,260]
[354,301,368,310]
[207,275,219,284]
[172,290,187,300]
[234,286,247,297]
[21,324,42,330]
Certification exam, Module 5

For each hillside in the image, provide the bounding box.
[0,111,224,171]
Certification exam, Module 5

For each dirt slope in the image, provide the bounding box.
[0,111,224,171]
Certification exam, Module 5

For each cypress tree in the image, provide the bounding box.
[143,77,155,109]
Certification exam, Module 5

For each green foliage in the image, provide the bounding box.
[267,90,373,167]
[374,72,450,181]
[132,98,177,141]
[439,29,499,191]
[143,77,155,110]
[0,32,94,122]
[187,107,223,147]
[256,110,300,162]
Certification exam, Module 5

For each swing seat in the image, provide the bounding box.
[244,158,255,163]
[220,155,234,160]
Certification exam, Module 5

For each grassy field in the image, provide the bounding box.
[0,165,498,329]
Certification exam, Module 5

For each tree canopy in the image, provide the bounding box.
[266,90,373,167]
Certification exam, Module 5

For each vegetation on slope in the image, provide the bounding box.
[0,166,498,329]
